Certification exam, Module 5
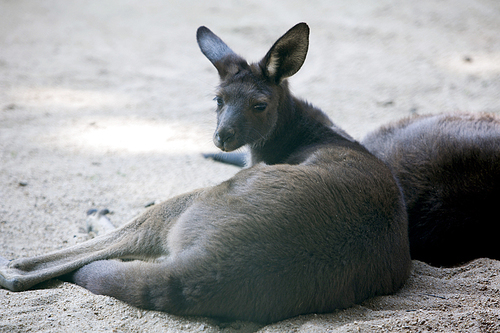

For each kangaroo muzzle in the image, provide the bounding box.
[214,127,236,151]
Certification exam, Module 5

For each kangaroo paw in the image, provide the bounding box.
[0,256,22,291]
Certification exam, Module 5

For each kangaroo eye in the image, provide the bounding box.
[214,96,224,107]
[254,103,267,112]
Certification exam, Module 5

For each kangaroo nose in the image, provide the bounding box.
[215,128,235,149]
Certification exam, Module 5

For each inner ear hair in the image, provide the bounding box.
[261,23,309,83]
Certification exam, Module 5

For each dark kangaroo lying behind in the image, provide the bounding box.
[362,112,500,267]
[209,112,500,267]
[0,23,411,324]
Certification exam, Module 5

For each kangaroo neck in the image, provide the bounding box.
[249,96,335,166]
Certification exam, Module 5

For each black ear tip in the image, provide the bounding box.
[295,22,310,35]
[196,26,211,39]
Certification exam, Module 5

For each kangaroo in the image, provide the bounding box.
[362,112,500,267]
[0,23,411,324]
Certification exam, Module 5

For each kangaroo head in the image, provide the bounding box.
[197,23,309,152]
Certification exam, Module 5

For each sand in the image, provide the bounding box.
[1,0,500,332]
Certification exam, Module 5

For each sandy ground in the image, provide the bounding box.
[1,0,500,332]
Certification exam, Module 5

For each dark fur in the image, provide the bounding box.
[0,23,411,324]
[362,113,500,266]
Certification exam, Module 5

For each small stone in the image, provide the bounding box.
[144,201,156,208]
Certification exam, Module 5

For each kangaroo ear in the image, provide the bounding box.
[197,26,248,79]
[260,23,309,83]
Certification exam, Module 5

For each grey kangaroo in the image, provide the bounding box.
[0,23,411,324]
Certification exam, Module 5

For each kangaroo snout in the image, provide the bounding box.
[214,127,237,151]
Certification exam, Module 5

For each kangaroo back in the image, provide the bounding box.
[363,113,500,266]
